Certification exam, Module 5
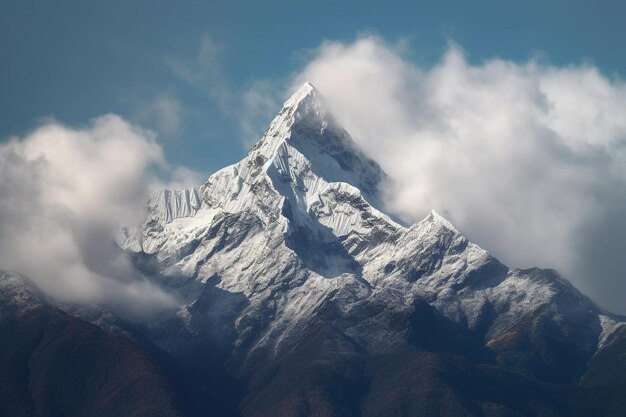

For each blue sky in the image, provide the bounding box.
[2,0,625,173]
[4,1,626,311]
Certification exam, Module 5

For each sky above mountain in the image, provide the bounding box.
[2,0,626,313]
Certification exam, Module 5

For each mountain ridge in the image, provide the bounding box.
[3,82,624,417]
[119,83,616,370]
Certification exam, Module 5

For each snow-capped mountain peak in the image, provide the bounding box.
[240,81,385,197]
[121,83,611,378]
[125,82,397,258]
[191,82,396,233]
[246,82,324,160]
[6,80,620,417]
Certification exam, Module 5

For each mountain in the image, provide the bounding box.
[0,270,182,417]
[117,83,626,416]
[2,82,626,416]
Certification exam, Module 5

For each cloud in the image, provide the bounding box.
[0,115,192,317]
[165,33,285,147]
[291,36,626,314]
[166,33,231,110]
[239,80,283,145]
[159,165,205,191]
[135,94,184,137]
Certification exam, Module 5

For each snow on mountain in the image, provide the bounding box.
[0,81,621,417]
[0,270,47,314]
[598,314,626,348]
[123,82,611,369]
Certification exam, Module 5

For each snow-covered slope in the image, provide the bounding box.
[123,83,613,373]
[0,270,48,314]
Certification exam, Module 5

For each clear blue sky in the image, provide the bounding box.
[2,0,625,173]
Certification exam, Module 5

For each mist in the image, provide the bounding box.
[291,36,626,314]
[0,115,199,317]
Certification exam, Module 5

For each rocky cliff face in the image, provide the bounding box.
[114,83,626,416]
[2,83,624,417]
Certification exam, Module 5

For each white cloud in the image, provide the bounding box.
[136,94,184,137]
[240,80,282,146]
[165,33,286,148]
[166,33,231,110]
[0,115,191,316]
[291,36,626,313]
[158,165,204,191]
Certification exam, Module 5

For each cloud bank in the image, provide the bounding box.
[0,115,193,316]
[292,36,626,313]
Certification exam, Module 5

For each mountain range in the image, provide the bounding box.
[2,82,626,417]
